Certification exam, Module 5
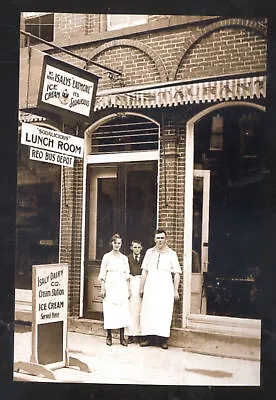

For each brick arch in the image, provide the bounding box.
[87,38,168,82]
[85,111,160,137]
[171,18,267,80]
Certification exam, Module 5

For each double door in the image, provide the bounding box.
[85,161,158,316]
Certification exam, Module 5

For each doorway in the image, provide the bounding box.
[191,104,265,318]
[83,113,159,319]
[84,160,158,318]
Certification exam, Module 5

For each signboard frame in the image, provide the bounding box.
[14,263,90,380]
[20,122,85,167]
[30,263,68,370]
[37,54,98,124]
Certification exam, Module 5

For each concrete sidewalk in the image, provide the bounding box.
[13,329,260,385]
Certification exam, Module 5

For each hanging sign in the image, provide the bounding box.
[21,122,84,166]
[38,54,98,123]
[29,147,74,167]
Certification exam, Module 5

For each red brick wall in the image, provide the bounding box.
[85,14,101,35]
[176,27,267,79]
[59,164,74,312]
[49,18,266,93]
[55,16,266,323]
[155,112,187,327]
[54,13,87,40]
[59,122,84,317]
[91,45,161,88]
[54,14,216,39]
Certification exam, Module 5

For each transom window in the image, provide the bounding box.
[91,115,159,154]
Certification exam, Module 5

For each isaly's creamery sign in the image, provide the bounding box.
[41,64,94,116]
[38,55,98,122]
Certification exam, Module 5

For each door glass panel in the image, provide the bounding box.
[192,176,203,273]
[96,178,117,260]
[126,163,157,250]
[191,170,210,315]
[88,166,117,261]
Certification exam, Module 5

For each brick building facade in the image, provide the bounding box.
[17,13,266,343]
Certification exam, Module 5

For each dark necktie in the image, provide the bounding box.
[135,255,139,262]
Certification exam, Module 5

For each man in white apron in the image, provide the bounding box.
[125,240,144,344]
[139,229,181,349]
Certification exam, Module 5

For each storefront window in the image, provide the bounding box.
[16,182,60,289]
[193,106,264,318]
[16,128,61,289]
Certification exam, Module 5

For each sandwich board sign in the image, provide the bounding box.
[14,263,90,380]
[31,263,68,369]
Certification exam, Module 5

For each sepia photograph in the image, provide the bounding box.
[12,11,266,386]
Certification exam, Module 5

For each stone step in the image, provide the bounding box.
[15,289,260,362]
[68,317,260,362]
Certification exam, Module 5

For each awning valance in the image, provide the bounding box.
[18,111,46,123]
[95,75,266,110]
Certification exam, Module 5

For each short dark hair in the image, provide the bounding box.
[155,228,167,236]
[131,239,142,246]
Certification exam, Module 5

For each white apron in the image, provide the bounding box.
[99,252,130,330]
[125,275,142,336]
[140,269,174,337]
[103,270,130,329]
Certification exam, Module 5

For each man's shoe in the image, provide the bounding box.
[106,336,112,346]
[120,338,128,346]
[140,340,150,347]
[160,342,168,350]
[127,336,134,344]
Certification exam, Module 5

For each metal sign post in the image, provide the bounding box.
[14,263,90,380]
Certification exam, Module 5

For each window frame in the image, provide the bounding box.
[106,14,148,31]
[23,12,54,45]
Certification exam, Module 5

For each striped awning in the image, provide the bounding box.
[95,75,266,110]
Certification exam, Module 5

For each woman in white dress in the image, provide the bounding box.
[99,233,130,346]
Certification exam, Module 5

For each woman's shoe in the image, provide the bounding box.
[120,338,128,346]
[106,336,112,346]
